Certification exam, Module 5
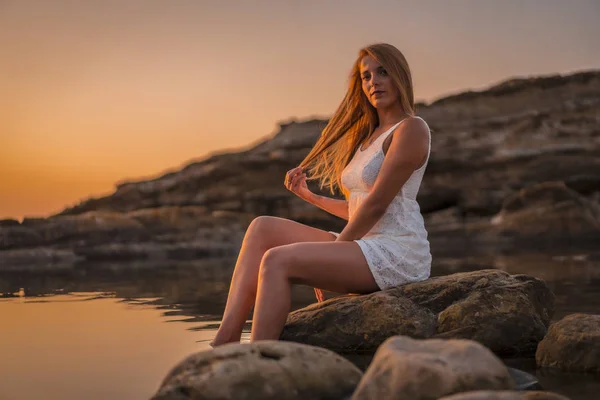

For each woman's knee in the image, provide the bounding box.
[258,246,294,280]
[247,215,275,233]
[245,216,280,248]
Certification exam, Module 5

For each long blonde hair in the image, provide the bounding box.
[299,43,415,199]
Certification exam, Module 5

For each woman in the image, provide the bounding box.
[211,43,432,346]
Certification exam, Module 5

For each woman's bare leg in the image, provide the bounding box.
[250,241,378,342]
[211,216,336,346]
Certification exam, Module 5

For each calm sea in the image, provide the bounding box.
[1,249,599,399]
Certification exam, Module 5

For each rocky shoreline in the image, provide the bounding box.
[1,71,599,399]
[151,270,597,399]
[1,70,600,267]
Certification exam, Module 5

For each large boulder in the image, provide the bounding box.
[351,336,515,400]
[281,292,437,353]
[281,270,555,356]
[536,313,600,372]
[152,341,362,400]
[401,271,554,355]
[490,181,600,238]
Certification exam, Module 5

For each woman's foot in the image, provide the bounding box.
[211,323,243,348]
[209,338,239,348]
[210,329,240,348]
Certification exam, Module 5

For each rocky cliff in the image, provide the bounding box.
[1,70,599,266]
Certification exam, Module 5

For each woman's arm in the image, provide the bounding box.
[285,166,349,220]
[304,192,349,221]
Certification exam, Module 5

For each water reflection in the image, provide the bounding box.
[0,294,216,400]
[2,250,599,323]
[0,258,319,322]
[505,358,600,400]
[0,249,599,400]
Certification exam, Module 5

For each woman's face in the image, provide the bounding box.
[359,55,400,109]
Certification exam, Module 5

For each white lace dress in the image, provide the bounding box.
[328,116,432,290]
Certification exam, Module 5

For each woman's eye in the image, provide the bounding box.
[380,69,388,76]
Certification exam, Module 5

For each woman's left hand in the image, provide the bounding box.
[284,167,312,201]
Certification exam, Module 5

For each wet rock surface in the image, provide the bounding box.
[536,313,600,372]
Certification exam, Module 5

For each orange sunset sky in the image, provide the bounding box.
[1,0,599,220]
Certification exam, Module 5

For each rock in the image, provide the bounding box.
[281,292,437,353]
[536,313,600,372]
[0,226,44,249]
[73,243,155,261]
[351,336,515,400]
[490,182,600,237]
[564,173,600,196]
[424,272,554,355]
[20,217,46,226]
[151,341,362,400]
[500,182,584,213]
[0,206,247,265]
[282,270,554,357]
[416,187,460,214]
[0,219,20,227]
[1,211,148,249]
[73,240,238,261]
[439,390,570,400]
[6,71,600,263]
[128,206,210,230]
[336,356,540,391]
[51,72,600,229]
[0,247,77,267]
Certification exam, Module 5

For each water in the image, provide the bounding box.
[1,250,599,399]
[0,294,218,399]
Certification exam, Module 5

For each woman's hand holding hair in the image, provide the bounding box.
[284,166,313,201]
